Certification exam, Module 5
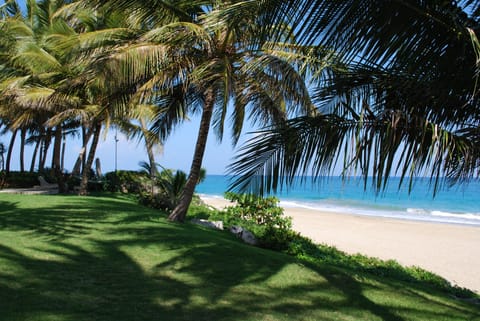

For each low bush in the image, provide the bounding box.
[138,169,205,212]
[209,192,296,251]
[2,171,41,188]
[104,170,148,193]
[138,191,171,211]
[223,192,292,229]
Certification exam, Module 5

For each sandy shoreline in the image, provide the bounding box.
[200,196,480,293]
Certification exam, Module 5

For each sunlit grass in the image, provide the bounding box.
[0,193,478,321]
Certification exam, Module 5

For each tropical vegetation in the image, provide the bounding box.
[0,1,479,318]
[0,1,479,211]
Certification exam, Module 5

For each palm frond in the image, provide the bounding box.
[229,111,480,195]
[13,41,62,73]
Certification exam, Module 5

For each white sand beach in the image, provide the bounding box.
[200,196,480,293]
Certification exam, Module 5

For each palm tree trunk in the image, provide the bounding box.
[19,128,26,172]
[39,129,52,172]
[61,133,66,172]
[5,129,18,174]
[169,90,214,222]
[79,123,101,195]
[72,127,92,176]
[140,118,157,178]
[0,142,5,171]
[30,138,40,172]
[37,127,45,171]
[52,126,67,193]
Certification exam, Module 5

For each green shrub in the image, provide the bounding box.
[138,192,166,210]
[66,175,81,190]
[220,192,295,250]
[2,172,40,188]
[104,170,148,193]
[255,226,300,251]
[224,192,292,229]
[154,170,187,210]
[138,169,206,212]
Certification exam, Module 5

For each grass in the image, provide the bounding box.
[0,193,478,321]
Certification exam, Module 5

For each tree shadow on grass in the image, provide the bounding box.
[0,232,317,321]
[0,195,156,239]
[1,229,478,321]
[0,195,479,320]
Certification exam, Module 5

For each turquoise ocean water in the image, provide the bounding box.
[196,175,480,226]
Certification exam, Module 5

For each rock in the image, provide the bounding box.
[191,219,224,230]
[230,225,258,245]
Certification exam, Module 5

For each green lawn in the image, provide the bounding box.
[0,194,478,321]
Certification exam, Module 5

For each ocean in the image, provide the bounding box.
[196,175,480,226]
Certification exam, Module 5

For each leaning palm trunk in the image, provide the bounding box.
[79,123,101,195]
[5,129,18,174]
[140,118,158,178]
[72,127,92,176]
[168,90,214,222]
[146,141,157,178]
[30,138,40,172]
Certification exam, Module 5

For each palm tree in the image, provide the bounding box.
[228,0,480,194]
[62,5,151,195]
[1,0,142,194]
[0,0,75,190]
[117,104,166,179]
[104,1,326,221]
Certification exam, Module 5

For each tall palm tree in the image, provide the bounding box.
[228,0,480,194]
[104,1,326,221]
[0,0,23,175]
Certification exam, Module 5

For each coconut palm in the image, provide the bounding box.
[1,0,144,193]
[47,3,143,195]
[103,1,329,221]
[228,0,480,194]
[0,0,82,191]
